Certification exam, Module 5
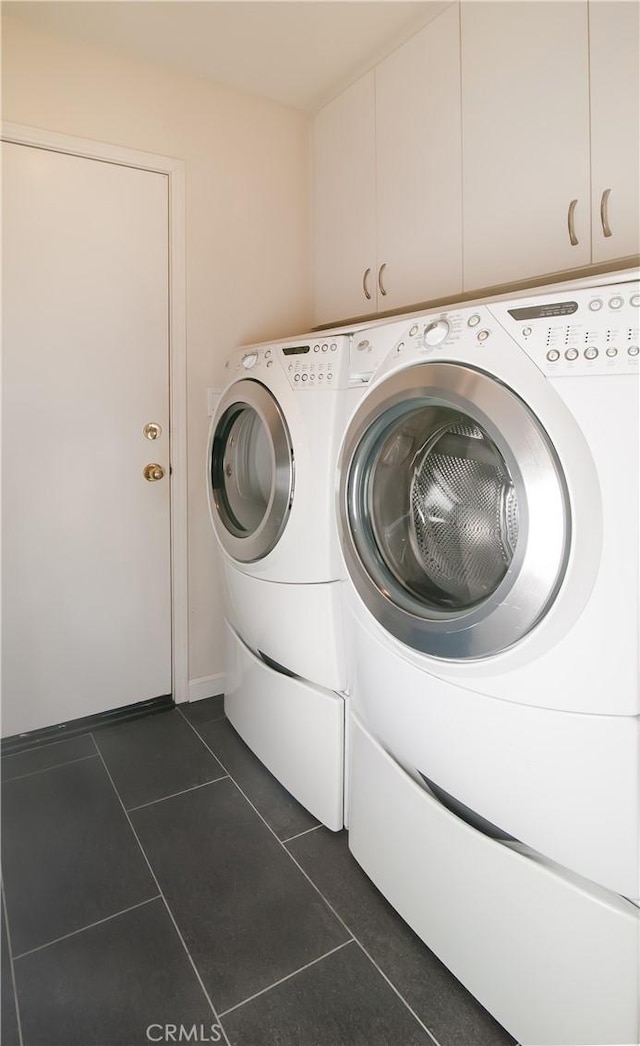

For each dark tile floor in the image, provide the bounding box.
[1,698,517,1046]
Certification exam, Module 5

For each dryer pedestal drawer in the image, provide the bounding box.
[224,622,344,830]
[348,713,639,1046]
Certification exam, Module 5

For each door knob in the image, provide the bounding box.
[143,463,165,482]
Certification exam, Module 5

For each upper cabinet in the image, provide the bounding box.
[461,1,592,289]
[461,1,640,291]
[313,4,462,326]
[312,1,639,327]
[589,0,640,263]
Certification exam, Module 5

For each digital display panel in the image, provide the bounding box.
[508,301,578,320]
[282,345,311,356]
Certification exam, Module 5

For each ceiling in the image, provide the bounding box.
[3,1,449,112]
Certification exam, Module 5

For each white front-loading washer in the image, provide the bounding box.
[337,274,640,1045]
[207,331,352,829]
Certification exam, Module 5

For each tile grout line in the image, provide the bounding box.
[126,774,230,813]
[90,733,232,1046]
[2,753,100,784]
[280,823,323,845]
[13,895,162,961]
[178,710,442,1046]
[218,938,355,1019]
[1,882,25,1046]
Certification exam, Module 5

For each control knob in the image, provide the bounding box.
[424,319,450,346]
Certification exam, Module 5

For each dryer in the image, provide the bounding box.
[207,332,351,829]
[337,274,640,1045]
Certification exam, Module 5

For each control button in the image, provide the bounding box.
[477,329,490,342]
[242,352,258,369]
[322,343,328,352]
[589,299,603,311]
[330,342,337,351]
[609,296,623,310]
[314,344,320,352]
[327,373,333,380]
[302,373,308,381]
[565,348,579,361]
[264,349,271,359]
[631,294,640,307]
[584,346,598,360]
[356,339,370,352]
[294,374,300,382]
[318,373,324,381]
[546,349,561,362]
[266,360,273,368]
[629,345,640,357]
[396,342,405,354]
[522,326,532,337]
[309,373,315,381]
[468,314,481,328]
[606,347,618,358]
[424,319,450,346]
[410,324,419,336]
[288,364,293,371]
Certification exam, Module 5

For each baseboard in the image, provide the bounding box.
[1,694,174,755]
[188,674,226,703]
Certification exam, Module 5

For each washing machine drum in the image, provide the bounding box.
[380,412,519,609]
[340,362,570,659]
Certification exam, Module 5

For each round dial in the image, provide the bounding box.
[424,319,450,346]
[242,352,258,369]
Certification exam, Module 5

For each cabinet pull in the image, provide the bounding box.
[378,263,387,297]
[362,268,372,301]
[567,199,579,247]
[600,188,613,238]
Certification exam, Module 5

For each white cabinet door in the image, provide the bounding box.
[461,1,591,290]
[2,142,172,737]
[589,0,640,263]
[376,4,463,312]
[313,72,376,326]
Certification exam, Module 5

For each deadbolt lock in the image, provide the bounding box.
[143,463,165,482]
[143,423,162,440]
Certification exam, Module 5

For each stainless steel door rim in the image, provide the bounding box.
[211,379,294,562]
[339,362,570,659]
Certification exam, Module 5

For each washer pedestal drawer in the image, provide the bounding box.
[224,622,344,830]
[348,713,639,1046]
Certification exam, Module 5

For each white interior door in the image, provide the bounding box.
[2,141,172,737]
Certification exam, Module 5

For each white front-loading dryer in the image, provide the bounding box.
[207,331,352,829]
[337,274,640,1046]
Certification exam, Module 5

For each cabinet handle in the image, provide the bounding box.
[567,199,579,246]
[362,268,372,301]
[600,188,613,238]
[378,263,387,297]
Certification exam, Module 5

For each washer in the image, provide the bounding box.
[207,332,351,829]
[337,275,639,1045]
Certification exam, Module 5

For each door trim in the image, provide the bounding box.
[1,122,189,702]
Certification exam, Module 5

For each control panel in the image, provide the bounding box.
[487,282,639,377]
[223,334,352,389]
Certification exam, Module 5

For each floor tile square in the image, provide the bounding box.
[223,939,434,1045]
[180,695,225,726]
[131,777,349,1013]
[287,828,516,1046]
[14,899,217,1046]
[94,710,226,810]
[1,734,96,782]
[195,716,320,840]
[2,758,156,956]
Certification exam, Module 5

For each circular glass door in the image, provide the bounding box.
[210,380,293,562]
[340,362,570,659]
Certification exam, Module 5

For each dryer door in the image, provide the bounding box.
[210,379,294,562]
[340,362,570,658]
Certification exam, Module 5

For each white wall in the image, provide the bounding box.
[1,14,313,694]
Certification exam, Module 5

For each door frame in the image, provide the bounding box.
[2,122,189,702]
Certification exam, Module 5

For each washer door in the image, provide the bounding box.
[340,362,570,659]
[210,379,294,562]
